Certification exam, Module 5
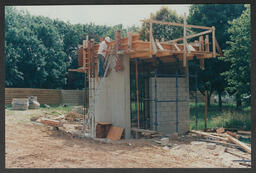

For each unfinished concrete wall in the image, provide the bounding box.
[92,55,131,138]
[149,77,190,135]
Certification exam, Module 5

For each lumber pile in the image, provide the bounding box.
[131,128,162,139]
[190,128,251,154]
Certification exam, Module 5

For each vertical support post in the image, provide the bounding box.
[135,59,140,129]
[199,36,205,70]
[183,12,187,67]
[204,90,208,130]
[205,35,209,52]
[175,58,179,133]
[154,69,158,131]
[149,13,153,57]
[128,32,132,50]
[212,26,216,57]
[195,72,198,129]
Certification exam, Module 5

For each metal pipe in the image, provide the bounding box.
[135,59,140,128]
[143,98,188,102]
[175,58,179,133]
[154,69,158,131]
[195,72,198,129]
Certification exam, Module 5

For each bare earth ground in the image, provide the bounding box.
[5,109,250,168]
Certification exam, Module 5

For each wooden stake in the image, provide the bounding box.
[128,32,132,50]
[199,36,204,52]
[183,12,187,67]
[205,90,208,130]
[205,35,209,52]
[168,29,212,43]
[135,59,140,128]
[212,26,216,57]
[149,13,153,57]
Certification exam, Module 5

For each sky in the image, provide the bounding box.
[15,5,190,28]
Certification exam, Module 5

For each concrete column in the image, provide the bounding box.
[93,55,131,138]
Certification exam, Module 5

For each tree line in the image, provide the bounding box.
[5,5,251,109]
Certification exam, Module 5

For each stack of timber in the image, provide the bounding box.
[11,98,29,110]
[131,128,163,139]
[190,129,251,154]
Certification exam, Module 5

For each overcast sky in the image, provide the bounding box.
[15,5,190,28]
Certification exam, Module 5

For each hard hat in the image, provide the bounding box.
[105,37,111,43]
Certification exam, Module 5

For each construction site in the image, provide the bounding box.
[5,13,251,168]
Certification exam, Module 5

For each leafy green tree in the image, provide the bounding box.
[222,5,251,109]
[5,7,69,89]
[139,6,183,41]
[187,4,245,110]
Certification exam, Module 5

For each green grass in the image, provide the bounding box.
[6,104,74,114]
[190,102,251,131]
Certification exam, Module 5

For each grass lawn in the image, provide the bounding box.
[190,102,251,131]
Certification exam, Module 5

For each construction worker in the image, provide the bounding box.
[97,36,111,77]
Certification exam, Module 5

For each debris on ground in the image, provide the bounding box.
[189,130,251,154]
[160,138,169,146]
[131,128,162,139]
[43,104,51,108]
[30,115,42,122]
[65,111,84,122]
[216,127,225,134]
[41,117,63,127]
[72,106,86,114]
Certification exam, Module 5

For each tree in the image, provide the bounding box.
[187,4,245,110]
[5,7,69,89]
[139,6,183,41]
[222,5,251,109]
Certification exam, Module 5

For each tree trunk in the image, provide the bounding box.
[218,92,222,111]
[236,94,242,109]
[207,92,211,107]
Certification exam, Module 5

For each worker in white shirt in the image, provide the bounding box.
[97,37,111,77]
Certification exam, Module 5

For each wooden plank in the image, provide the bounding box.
[128,32,132,49]
[174,43,181,51]
[212,26,216,57]
[168,29,212,43]
[183,12,187,67]
[216,127,225,134]
[141,19,212,30]
[106,126,124,140]
[205,35,209,52]
[190,130,229,141]
[226,131,239,139]
[131,128,160,134]
[226,133,251,153]
[149,13,153,57]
